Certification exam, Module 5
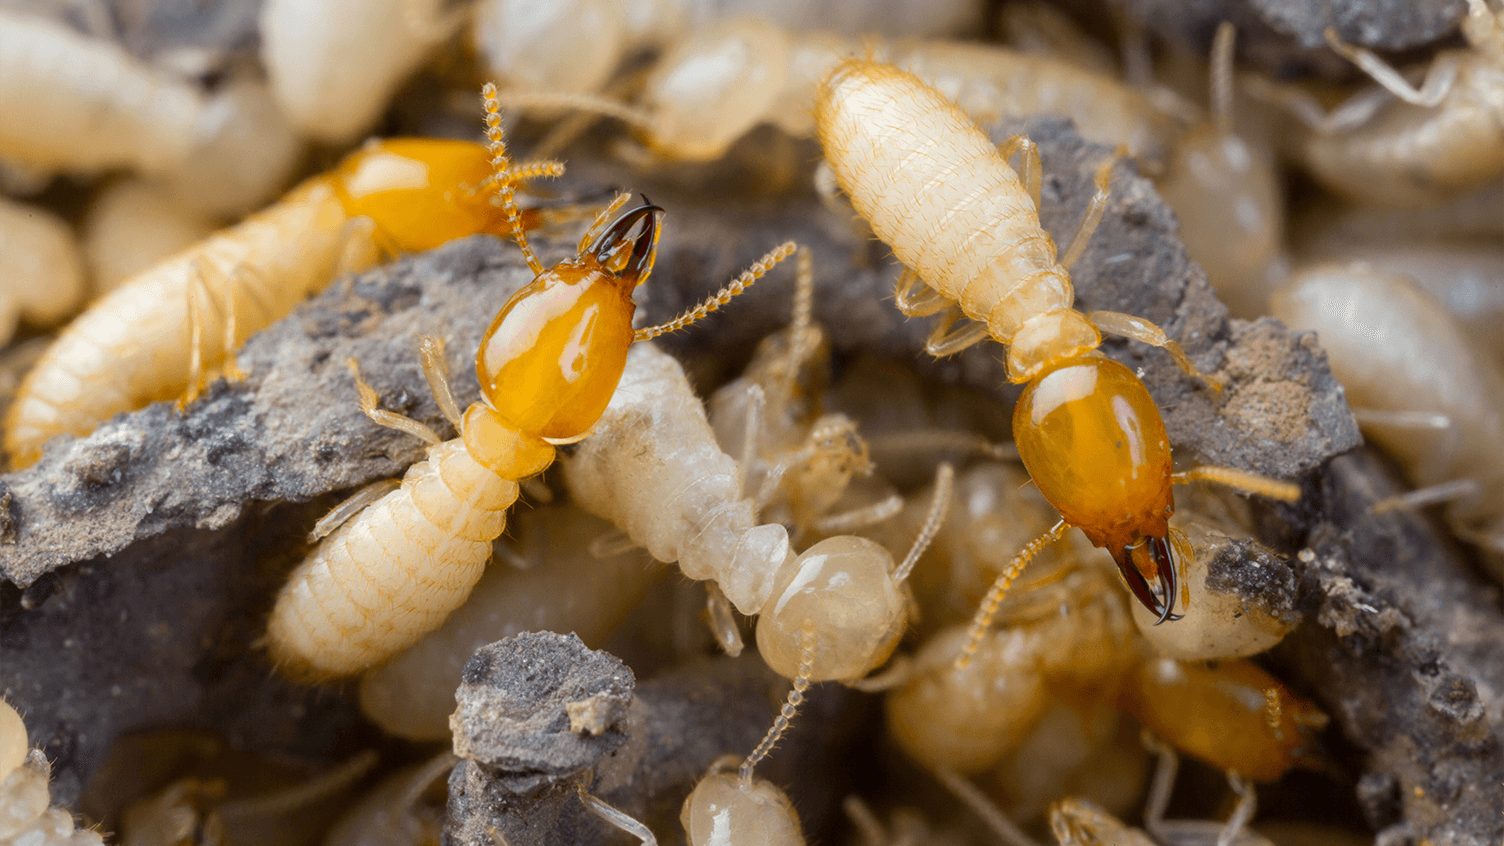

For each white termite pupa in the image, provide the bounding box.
[82,180,219,293]
[0,196,87,346]
[259,0,461,144]
[357,505,659,741]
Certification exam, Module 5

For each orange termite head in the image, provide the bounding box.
[473,199,662,443]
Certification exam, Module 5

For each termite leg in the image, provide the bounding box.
[346,358,442,445]
[811,494,905,536]
[1173,465,1301,502]
[1060,150,1123,270]
[892,462,955,583]
[846,653,914,693]
[1141,734,1178,838]
[1323,27,1461,107]
[180,259,216,410]
[1087,310,1226,392]
[1221,773,1259,846]
[416,335,462,429]
[925,308,990,357]
[705,582,744,657]
[1371,478,1482,515]
[588,528,639,559]
[738,385,766,495]
[955,520,1067,669]
[1241,75,1390,133]
[308,478,402,542]
[843,795,889,844]
[1352,407,1453,432]
[894,268,950,317]
[575,780,658,846]
[931,766,1038,846]
[998,134,1042,209]
[633,242,798,341]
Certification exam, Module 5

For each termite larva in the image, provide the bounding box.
[0,700,105,845]
[0,196,86,347]
[502,19,1177,165]
[6,133,562,470]
[814,59,1300,648]
[81,180,219,294]
[1259,0,1504,207]
[357,505,658,741]
[1272,263,1504,568]
[260,0,460,144]
[265,85,797,678]
[0,11,301,214]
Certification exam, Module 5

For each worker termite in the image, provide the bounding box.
[814,59,1300,641]
[1155,24,1288,319]
[0,196,87,348]
[260,0,462,144]
[1272,263,1504,570]
[81,180,219,294]
[264,85,799,678]
[1254,0,1504,207]
[6,127,565,470]
[0,10,301,214]
[499,19,1178,166]
[357,505,658,741]
[0,700,105,845]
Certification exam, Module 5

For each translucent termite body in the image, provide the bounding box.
[1272,263,1504,568]
[815,59,1299,637]
[0,196,86,347]
[504,19,1177,165]
[0,700,105,845]
[1272,0,1504,206]
[260,0,459,144]
[0,11,301,214]
[81,180,218,293]
[266,86,795,679]
[6,137,556,470]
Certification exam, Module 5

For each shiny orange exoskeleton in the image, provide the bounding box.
[814,61,1300,647]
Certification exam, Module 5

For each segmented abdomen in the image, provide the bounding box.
[815,60,1072,341]
[267,438,523,679]
[4,181,354,469]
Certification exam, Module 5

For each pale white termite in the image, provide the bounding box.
[356,505,658,741]
[0,700,105,845]
[1256,0,1504,206]
[82,180,218,293]
[5,122,562,470]
[0,196,87,347]
[473,0,986,117]
[0,11,301,215]
[499,18,1179,165]
[1272,262,1504,571]
[259,0,462,144]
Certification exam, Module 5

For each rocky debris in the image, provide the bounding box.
[445,632,857,845]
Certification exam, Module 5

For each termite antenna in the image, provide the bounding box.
[892,462,955,583]
[955,520,1067,669]
[576,779,658,845]
[1210,22,1237,135]
[481,82,543,274]
[633,241,798,341]
[740,622,815,785]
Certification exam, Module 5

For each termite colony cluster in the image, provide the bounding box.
[0,0,1500,843]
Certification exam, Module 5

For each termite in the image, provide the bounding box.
[498,19,1178,166]
[0,11,301,215]
[357,505,658,741]
[1272,263,1504,569]
[0,700,105,845]
[81,180,218,293]
[260,0,462,144]
[264,85,798,679]
[813,59,1300,647]
[0,196,86,348]
[1253,0,1504,207]
[6,130,564,470]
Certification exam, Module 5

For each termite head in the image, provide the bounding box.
[582,199,663,287]
[473,201,661,443]
[638,19,791,161]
